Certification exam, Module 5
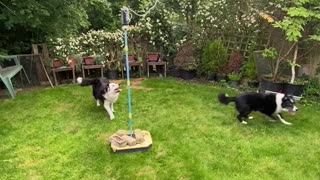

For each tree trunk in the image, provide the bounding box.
[290,44,298,84]
[273,58,280,81]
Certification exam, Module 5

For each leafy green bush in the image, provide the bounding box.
[227,72,241,81]
[243,46,258,81]
[200,40,228,76]
[304,78,320,96]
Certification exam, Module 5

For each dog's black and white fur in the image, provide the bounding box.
[218,92,298,125]
[77,77,121,120]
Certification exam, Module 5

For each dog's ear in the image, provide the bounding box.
[106,83,110,91]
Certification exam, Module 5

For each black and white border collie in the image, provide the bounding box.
[218,92,298,125]
[77,77,121,120]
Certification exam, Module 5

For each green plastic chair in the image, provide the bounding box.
[0,55,31,98]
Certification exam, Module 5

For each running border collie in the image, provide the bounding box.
[77,77,121,120]
[218,92,298,125]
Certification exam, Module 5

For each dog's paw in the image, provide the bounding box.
[248,116,254,120]
[109,115,115,120]
[284,122,292,125]
[241,121,247,125]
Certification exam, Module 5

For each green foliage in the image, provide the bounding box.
[304,78,320,96]
[262,47,278,60]
[243,46,258,81]
[200,40,228,76]
[227,72,241,81]
[86,0,121,31]
[288,77,308,85]
[273,0,320,42]
[287,59,301,68]
[273,18,306,42]
[0,0,123,54]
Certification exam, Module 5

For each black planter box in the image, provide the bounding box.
[248,81,259,88]
[180,70,196,80]
[167,69,180,78]
[283,83,304,97]
[260,79,284,93]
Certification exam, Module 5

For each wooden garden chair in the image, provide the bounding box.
[0,55,31,98]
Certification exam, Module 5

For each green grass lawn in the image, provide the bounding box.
[0,78,319,179]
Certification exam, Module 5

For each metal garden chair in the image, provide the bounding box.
[0,55,30,98]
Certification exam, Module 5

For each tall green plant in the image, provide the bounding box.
[243,46,258,81]
[200,40,228,76]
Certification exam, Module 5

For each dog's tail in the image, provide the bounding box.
[218,93,236,105]
[77,77,99,86]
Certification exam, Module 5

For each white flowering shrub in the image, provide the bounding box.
[50,30,123,65]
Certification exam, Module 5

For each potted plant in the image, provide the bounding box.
[174,42,198,80]
[179,60,197,80]
[256,48,285,93]
[243,47,259,87]
[227,72,242,86]
[283,77,306,97]
[200,40,228,82]
[226,49,243,86]
[123,48,136,62]
[83,56,95,65]
[52,59,64,68]
[147,53,160,62]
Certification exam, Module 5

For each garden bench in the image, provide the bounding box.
[0,55,30,98]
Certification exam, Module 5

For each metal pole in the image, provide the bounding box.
[123,29,133,137]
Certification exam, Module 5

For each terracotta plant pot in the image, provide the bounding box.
[128,55,135,61]
[84,57,95,65]
[147,54,159,62]
[123,55,135,62]
[53,59,64,68]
